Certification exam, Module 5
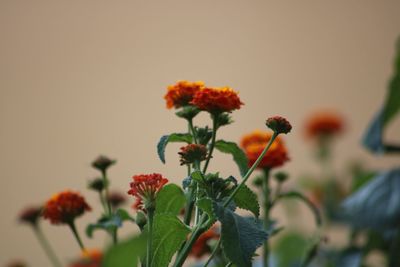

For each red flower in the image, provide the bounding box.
[241,130,289,169]
[305,111,344,138]
[132,197,144,211]
[18,206,42,226]
[178,144,208,165]
[69,249,102,267]
[164,81,204,109]
[43,191,91,225]
[191,87,243,113]
[190,227,219,258]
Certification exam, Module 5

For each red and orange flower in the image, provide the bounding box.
[305,111,344,139]
[69,249,102,267]
[43,191,91,225]
[191,87,243,114]
[164,80,205,109]
[241,130,289,169]
[190,227,219,258]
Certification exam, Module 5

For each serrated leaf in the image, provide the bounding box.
[190,170,204,183]
[102,234,146,267]
[149,214,191,267]
[342,168,400,229]
[214,140,249,177]
[155,184,186,216]
[157,133,193,163]
[233,184,260,217]
[213,202,268,267]
[196,197,216,226]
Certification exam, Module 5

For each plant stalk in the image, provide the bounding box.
[262,168,271,267]
[203,115,218,173]
[68,220,86,251]
[146,208,155,267]
[32,225,62,267]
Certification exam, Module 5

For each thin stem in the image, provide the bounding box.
[68,220,86,251]
[225,263,233,267]
[101,170,112,216]
[194,161,202,226]
[33,225,62,267]
[203,239,221,267]
[188,118,198,144]
[203,115,217,173]
[262,168,271,267]
[146,208,155,267]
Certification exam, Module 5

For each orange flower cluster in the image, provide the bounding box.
[305,111,344,138]
[190,87,243,113]
[178,144,208,165]
[128,173,168,209]
[241,130,289,169]
[190,227,219,258]
[164,81,205,109]
[69,249,102,267]
[43,191,91,225]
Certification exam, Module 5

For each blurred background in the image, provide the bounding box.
[0,1,399,266]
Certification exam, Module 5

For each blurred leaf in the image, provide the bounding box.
[233,184,260,217]
[102,234,146,267]
[342,168,400,229]
[335,248,363,267]
[86,209,134,238]
[157,133,192,163]
[155,184,186,216]
[214,140,249,177]
[274,231,308,267]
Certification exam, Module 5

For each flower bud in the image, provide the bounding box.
[266,116,292,134]
[178,144,208,165]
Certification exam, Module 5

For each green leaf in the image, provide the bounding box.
[102,234,146,267]
[115,208,135,222]
[190,170,204,183]
[157,133,193,163]
[213,202,268,267]
[86,209,135,238]
[274,231,309,267]
[233,184,260,217]
[196,197,216,225]
[155,184,186,216]
[214,140,249,177]
[149,214,191,267]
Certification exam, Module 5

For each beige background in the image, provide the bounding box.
[1,1,400,266]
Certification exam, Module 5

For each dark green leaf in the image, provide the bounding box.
[102,234,146,267]
[157,133,192,163]
[214,140,249,177]
[233,184,260,217]
[196,197,216,226]
[213,202,268,267]
[155,184,186,216]
[149,214,191,267]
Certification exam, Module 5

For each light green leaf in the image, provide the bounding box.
[157,133,193,163]
[214,140,249,177]
[233,184,260,217]
[155,184,186,216]
[102,235,146,267]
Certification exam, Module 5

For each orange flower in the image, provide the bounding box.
[164,80,204,109]
[191,87,243,113]
[190,227,219,258]
[241,130,289,169]
[305,111,344,138]
[69,249,102,267]
[178,144,208,165]
[18,206,42,226]
[43,191,91,225]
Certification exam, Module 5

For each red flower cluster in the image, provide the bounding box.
[69,249,102,267]
[178,144,208,165]
[241,130,289,169]
[18,206,42,226]
[305,111,344,138]
[43,191,91,225]
[164,81,205,109]
[266,116,292,134]
[190,227,219,258]
[191,87,243,113]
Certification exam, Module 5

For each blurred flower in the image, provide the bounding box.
[164,80,205,109]
[43,191,91,225]
[178,144,208,165]
[6,260,27,267]
[91,155,116,173]
[107,191,127,208]
[191,87,243,114]
[18,206,42,226]
[69,249,102,267]
[266,116,292,134]
[305,111,344,139]
[128,173,168,210]
[241,130,289,169]
[190,227,219,258]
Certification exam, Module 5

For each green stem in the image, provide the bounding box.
[203,115,217,173]
[262,168,271,267]
[194,161,202,226]
[203,239,221,267]
[146,208,155,267]
[101,170,112,216]
[33,225,62,267]
[188,118,198,144]
[225,263,233,267]
[68,220,86,251]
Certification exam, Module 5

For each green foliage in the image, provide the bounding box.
[214,140,249,177]
[233,184,260,217]
[196,197,216,226]
[213,202,268,267]
[190,170,205,184]
[175,105,200,120]
[157,133,193,163]
[274,231,309,267]
[149,214,191,267]
[102,234,146,267]
[155,184,186,216]
[86,209,134,238]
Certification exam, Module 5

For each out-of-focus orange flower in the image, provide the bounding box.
[241,130,289,169]
[164,80,205,109]
[305,111,344,139]
[43,191,91,225]
[191,87,243,114]
[18,206,42,226]
[69,249,102,267]
[178,144,208,165]
[190,227,219,258]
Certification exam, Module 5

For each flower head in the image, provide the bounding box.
[164,81,204,109]
[178,144,208,165]
[266,116,292,134]
[190,227,219,258]
[107,191,127,208]
[43,191,91,225]
[69,249,102,267]
[18,206,42,226]
[91,155,116,173]
[241,130,289,169]
[305,111,344,139]
[191,87,243,114]
[128,173,168,210]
